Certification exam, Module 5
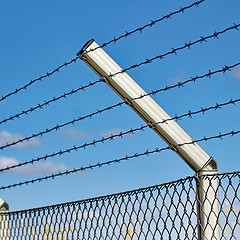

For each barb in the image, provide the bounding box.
[86,0,206,52]
[0,57,79,103]
[1,96,239,172]
[109,23,240,76]
[0,61,239,151]
[1,129,239,190]
[0,0,205,103]
[0,80,102,125]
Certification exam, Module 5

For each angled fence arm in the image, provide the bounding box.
[78,39,220,239]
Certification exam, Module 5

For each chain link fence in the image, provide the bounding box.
[0,172,239,239]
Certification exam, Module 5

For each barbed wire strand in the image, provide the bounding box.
[0,101,125,151]
[108,23,240,77]
[86,0,206,53]
[2,52,239,127]
[0,0,205,103]
[131,62,240,102]
[0,126,146,172]
[1,96,239,173]
[0,80,102,125]
[0,129,239,191]
[0,57,79,103]
[0,60,239,150]
[2,22,239,129]
[2,59,239,127]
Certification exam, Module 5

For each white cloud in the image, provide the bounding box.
[0,131,41,149]
[58,128,90,140]
[98,129,123,138]
[0,156,18,168]
[0,156,69,176]
[231,66,240,81]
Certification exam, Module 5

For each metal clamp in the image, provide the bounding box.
[124,98,132,106]
[147,121,157,129]
[169,144,178,152]
[101,76,110,84]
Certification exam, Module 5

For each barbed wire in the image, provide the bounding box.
[1,129,239,191]
[0,126,146,173]
[1,22,238,131]
[0,0,205,103]
[2,60,239,127]
[0,101,125,151]
[2,14,237,111]
[0,60,239,150]
[109,23,240,77]
[172,98,240,121]
[0,57,79,103]
[86,0,206,53]
[0,80,102,125]
[130,62,240,102]
[1,96,239,173]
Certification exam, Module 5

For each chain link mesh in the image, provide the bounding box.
[0,172,239,239]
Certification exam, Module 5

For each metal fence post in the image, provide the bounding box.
[78,39,220,240]
[0,198,9,240]
[196,170,220,240]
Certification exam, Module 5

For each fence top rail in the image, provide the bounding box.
[1,171,239,215]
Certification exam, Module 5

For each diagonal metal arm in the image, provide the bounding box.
[78,39,219,239]
[78,39,217,173]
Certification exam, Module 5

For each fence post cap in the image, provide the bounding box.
[0,197,9,211]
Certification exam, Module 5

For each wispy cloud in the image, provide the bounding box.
[58,128,90,140]
[0,131,41,149]
[0,156,69,176]
[98,129,123,138]
[167,70,186,83]
[230,66,240,82]
[168,76,184,83]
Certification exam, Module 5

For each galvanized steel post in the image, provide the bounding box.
[78,39,220,239]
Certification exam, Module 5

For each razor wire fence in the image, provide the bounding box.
[0,171,239,239]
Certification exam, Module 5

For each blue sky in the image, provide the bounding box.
[0,0,239,211]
